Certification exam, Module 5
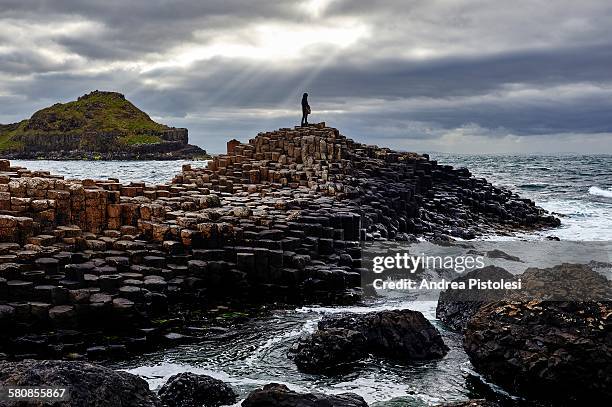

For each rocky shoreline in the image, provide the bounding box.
[0,123,560,360]
[0,144,210,161]
[0,122,588,406]
[0,359,501,407]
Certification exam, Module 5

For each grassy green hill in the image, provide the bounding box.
[0,91,170,150]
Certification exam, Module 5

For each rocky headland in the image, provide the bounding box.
[0,122,580,406]
[0,91,208,160]
[0,122,562,360]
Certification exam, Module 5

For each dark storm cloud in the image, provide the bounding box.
[314,44,612,99]
[0,0,297,61]
[124,43,612,134]
[0,0,294,20]
[1,0,611,152]
[124,41,612,104]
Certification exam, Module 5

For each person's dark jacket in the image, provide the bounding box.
[302,96,310,114]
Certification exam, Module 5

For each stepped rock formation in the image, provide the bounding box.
[0,91,207,160]
[0,123,560,360]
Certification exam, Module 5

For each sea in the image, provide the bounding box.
[9,154,612,406]
[432,153,612,242]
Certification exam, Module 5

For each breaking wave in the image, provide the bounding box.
[588,186,612,198]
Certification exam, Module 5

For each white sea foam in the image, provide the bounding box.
[589,185,612,198]
[539,199,612,241]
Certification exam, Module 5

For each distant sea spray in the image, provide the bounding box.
[588,186,612,198]
[430,153,612,241]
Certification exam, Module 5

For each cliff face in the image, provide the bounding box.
[0,91,207,160]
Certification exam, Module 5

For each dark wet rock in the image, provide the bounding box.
[242,383,368,407]
[0,359,160,406]
[292,309,448,372]
[464,300,611,404]
[0,304,15,320]
[436,266,515,332]
[158,372,237,407]
[319,309,448,360]
[485,249,522,262]
[48,305,76,326]
[518,263,611,301]
[291,327,366,373]
[434,401,501,407]
[463,264,612,404]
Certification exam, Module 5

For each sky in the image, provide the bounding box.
[1,0,611,154]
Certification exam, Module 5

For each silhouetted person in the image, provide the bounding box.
[301,93,310,126]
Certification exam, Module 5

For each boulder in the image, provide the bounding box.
[464,302,611,404]
[0,359,160,406]
[485,249,521,262]
[463,264,612,404]
[158,372,237,407]
[291,328,366,373]
[434,401,500,407]
[436,266,515,332]
[318,309,448,360]
[518,263,611,301]
[242,383,368,407]
[291,309,447,373]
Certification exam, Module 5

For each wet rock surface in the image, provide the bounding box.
[319,309,449,359]
[291,327,366,373]
[436,266,516,332]
[241,383,369,407]
[291,309,448,372]
[517,263,611,301]
[0,359,160,406]
[434,401,501,407]
[0,123,559,360]
[158,372,237,407]
[464,300,612,405]
[463,265,612,405]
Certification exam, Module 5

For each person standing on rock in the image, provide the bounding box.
[301,93,311,126]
